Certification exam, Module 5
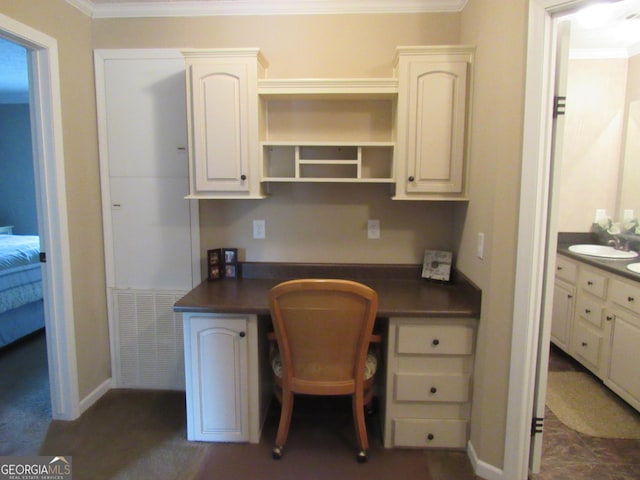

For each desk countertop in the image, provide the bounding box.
[174,262,482,319]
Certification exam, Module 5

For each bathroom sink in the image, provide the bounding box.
[568,244,639,259]
[627,263,640,274]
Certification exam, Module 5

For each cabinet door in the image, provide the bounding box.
[399,58,468,195]
[187,61,251,193]
[606,312,640,411]
[551,280,575,351]
[185,315,249,442]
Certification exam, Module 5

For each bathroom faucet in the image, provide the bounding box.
[607,236,623,250]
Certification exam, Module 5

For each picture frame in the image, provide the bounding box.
[208,265,222,280]
[421,250,452,282]
[224,264,238,279]
[222,248,238,265]
[208,248,222,266]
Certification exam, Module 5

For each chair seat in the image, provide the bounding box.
[271,349,378,381]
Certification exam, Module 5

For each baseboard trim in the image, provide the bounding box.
[468,440,504,480]
[78,378,113,416]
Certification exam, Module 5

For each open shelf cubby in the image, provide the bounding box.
[261,142,394,183]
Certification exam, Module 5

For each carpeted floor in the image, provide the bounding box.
[1,331,479,480]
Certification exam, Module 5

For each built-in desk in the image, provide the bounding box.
[174,262,481,447]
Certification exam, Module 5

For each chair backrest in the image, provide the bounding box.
[269,279,378,395]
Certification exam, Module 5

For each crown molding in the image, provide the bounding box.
[65,0,467,19]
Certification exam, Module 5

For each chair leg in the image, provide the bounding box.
[273,390,294,459]
[352,391,369,463]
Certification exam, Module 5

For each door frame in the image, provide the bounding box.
[505,1,598,479]
[0,13,79,420]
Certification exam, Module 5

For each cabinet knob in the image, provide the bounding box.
[426,433,435,441]
[585,309,591,314]
[568,294,573,299]
[628,296,635,303]
[606,315,613,321]
[432,339,440,346]
[239,331,246,338]
[430,387,437,394]
[587,280,593,286]
[408,176,415,182]
[581,341,588,347]
[557,266,563,271]
[240,174,247,181]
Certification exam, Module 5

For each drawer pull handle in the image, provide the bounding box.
[581,341,588,347]
[628,296,635,303]
[432,339,440,346]
[430,387,437,394]
[426,433,435,441]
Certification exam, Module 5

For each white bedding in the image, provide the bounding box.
[0,235,40,270]
[0,235,42,316]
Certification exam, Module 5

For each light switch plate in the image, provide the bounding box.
[368,220,380,239]
[477,232,485,259]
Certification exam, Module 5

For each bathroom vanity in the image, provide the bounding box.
[553,236,640,413]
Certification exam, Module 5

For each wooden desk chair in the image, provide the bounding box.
[268,278,379,463]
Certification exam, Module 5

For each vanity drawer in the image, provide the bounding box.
[395,373,470,403]
[393,418,467,448]
[575,295,603,327]
[578,269,607,299]
[609,279,640,316]
[571,320,602,370]
[396,324,474,356]
[555,257,577,284]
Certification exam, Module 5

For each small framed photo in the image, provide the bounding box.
[224,264,238,279]
[208,264,222,281]
[208,248,222,266]
[421,250,452,282]
[222,248,238,264]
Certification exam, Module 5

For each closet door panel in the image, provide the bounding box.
[109,176,192,291]
[104,57,188,178]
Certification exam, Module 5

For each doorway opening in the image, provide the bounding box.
[0,12,78,422]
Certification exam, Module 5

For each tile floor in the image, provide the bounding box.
[533,345,640,479]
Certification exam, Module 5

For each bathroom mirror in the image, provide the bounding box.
[618,99,640,224]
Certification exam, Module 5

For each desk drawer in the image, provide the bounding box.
[393,418,467,448]
[397,324,474,355]
[395,373,470,402]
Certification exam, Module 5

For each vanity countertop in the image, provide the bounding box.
[557,232,640,282]
[174,262,482,319]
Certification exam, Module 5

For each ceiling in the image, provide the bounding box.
[2,0,640,103]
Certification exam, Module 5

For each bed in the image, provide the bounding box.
[0,234,44,348]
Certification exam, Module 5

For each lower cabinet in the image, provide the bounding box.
[383,317,476,448]
[183,313,269,443]
[552,254,640,413]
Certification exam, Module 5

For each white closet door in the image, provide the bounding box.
[97,51,198,291]
[95,50,200,389]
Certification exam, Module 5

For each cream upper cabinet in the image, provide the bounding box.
[393,47,474,200]
[184,49,267,199]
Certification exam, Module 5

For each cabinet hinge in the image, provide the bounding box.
[553,95,566,118]
[39,252,47,263]
[531,416,544,436]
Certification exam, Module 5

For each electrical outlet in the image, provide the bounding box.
[253,220,266,239]
[368,220,380,240]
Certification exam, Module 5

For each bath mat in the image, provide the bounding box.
[546,371,640,438]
